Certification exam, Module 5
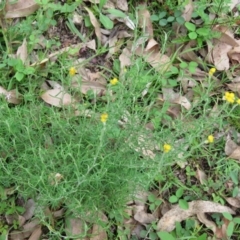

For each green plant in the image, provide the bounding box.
[169,187,189,209]
[151,9,185,26]
[148,194,162,211]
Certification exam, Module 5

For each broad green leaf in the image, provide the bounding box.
[151,14,159,21]
[99,0,107,9]
[233,217,240,224]
[223,212,233,221]
[159,19,168,26]
[15,72,25,81]
[176,188,184,198]
[157,231,175,240]
[107,8,126,18]
[180,62,188,68]
[167,16,175,22]
[176,16,185,25]
[227,221,234,237]
[188,32,197,39]
[169,195,178,203]
[179,199,189,209]
[99,13,113,29]
[196,27,210,36]
[159,11,167,19]
[185,22,196,31]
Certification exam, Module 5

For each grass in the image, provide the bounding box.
[1,0,240,239]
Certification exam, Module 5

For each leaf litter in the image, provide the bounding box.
[3,0,240,239]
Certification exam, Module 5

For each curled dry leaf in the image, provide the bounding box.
[197,212,217,234]
[22,219,41,238]
[157,200,235,232]
[182,0,194,21]
[41,89,76,108]
[85,7,101,42]
[5,0,39,18]
[228,46,240,64]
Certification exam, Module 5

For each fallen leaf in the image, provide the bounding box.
[196,167,207,184]
[119,47,132,69]
[182,0,194,21]
[41,89,75,107]
[138,4,153,37]
[134,205,156,224]
[157,200,235,232]
[116,0,128,11]
[5,0,39,18]
[28,226,42,240]
[23,199,35,220]
[225,135,240,160]
[0,87,23,105]
[72,81,106,96]
[65,216,87,239]
[225,197,240,208]
[16,38,28,64]
[85,7,102,43]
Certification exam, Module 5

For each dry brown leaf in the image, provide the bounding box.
[115,0,128,11]
[196,167,207,184]
[72,81,106,95]
[212,40,232,70]
[85,7,101,43]
[182,0,194,21]
[41,89,75,107]
[138,4,153,37]
[225,135,240,160]
[197,212,217,233]
[23,199,35,220]
[225,197,240,208]
[28,226,42,240]
[0,87,23,105]
[23,219,41,238]
[5,0,39,18]
[89,212,108,240]
[16,38,28,64]
[65,217,87,239]
[134,205,156,224]
[228,46,240,64]
[180,40,202,63]
[157,200,235,232]
[119,47,131,69]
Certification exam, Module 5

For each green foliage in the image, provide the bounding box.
[151,9,185,27]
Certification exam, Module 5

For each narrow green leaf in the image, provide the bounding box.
[157,231,175,240]
[227,221,234,237]
[107,8,126,18]
[185,22,196,32]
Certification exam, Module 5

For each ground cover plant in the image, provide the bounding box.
[2,0,240,239]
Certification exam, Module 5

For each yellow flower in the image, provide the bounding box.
[110,78,118,85]
[163,144,171,153]
[207,135,214,143]
[223,92,235,103]
[100,113,108,123]
[209,67,216,76]
[69,67,77,76]
[237,99,240,105]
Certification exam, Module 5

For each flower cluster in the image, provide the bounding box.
[69,67,77,76]
[223,92,235,103]
[110,78,119,85]
[100,113,108,123]
[209,68,216,76]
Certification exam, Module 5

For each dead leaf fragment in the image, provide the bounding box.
[65,216,87,239]
[23,199,35,220]
[29,226,42,240]
[225,135,240,160]
[115,0,128,11]
[138,5,153,37]
[182,0,194,21]
[157,200,235,232]
[5,0,39,18]
[16,38,28,64]
[41,89,75,107]
[85,7,101,42]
